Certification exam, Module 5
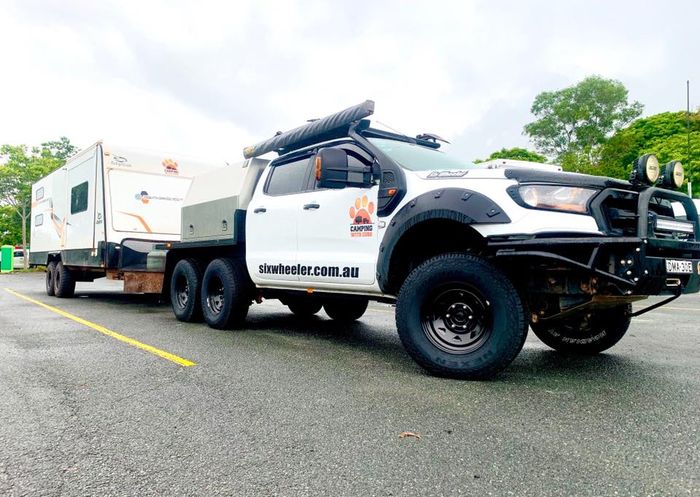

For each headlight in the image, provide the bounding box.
[518,185,598,213]
[660,160,684,189]
[631,154,660,185]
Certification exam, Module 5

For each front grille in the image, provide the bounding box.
[598,190,638,236]
[595,188,697,241]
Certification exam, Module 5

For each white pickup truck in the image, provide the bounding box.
[38,101,700,379]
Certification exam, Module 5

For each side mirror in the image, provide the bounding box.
[315,147,376,189]
[315,148,348,189]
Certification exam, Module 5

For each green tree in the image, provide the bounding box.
[524,76,643,165]
[0,205,21,245]
[599,111,700,191]
[0,138,75,267]
[475,147,547,164]
[40,137,77,161]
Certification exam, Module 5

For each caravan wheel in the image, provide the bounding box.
[53,261,76,298]
[46,261,56,296]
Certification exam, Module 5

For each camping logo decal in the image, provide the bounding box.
[349,195,374,238]
[163,158,179,175]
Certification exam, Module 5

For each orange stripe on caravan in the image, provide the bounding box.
[118,212,153,233]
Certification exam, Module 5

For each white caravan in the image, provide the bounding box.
[30,141,224,294]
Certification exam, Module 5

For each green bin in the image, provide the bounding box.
[1,245,14,273]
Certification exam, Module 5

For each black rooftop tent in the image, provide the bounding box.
[242,100,375,159]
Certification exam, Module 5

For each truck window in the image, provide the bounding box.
[368,137,474,171]
[70,181,89,214]
[265,158,311,195]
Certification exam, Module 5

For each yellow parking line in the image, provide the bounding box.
[4,288,195,367]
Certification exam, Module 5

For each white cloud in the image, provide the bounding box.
[1,0,699,162]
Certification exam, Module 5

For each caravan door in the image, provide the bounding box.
[64,149,98,258]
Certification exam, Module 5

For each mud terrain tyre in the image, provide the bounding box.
[201,258,252,329]
[396,253,527,380]
[530,304,632,354]
[170,258,205,322]
[287,298,323,318]
[324,298,368,322]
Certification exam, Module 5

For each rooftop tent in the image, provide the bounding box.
[243,100,375,159]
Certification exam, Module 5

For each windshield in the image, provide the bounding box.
[368,137,475,171]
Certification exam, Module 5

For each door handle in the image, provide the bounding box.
[253,207,267,213]
[303,203,320,210]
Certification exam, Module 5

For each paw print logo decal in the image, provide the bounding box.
[349,195,375,237]
[163,158,179,175]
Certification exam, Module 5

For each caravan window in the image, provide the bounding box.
[35,214,44,226]
[36,187,44,200]
[71,181,89,214]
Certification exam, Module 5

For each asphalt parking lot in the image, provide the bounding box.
[0,272,698,497]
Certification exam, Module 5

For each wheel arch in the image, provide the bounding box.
[377,188,510,294]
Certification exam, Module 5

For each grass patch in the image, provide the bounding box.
[0,266,46,274]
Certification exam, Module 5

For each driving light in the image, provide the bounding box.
[660,160,684,189]
[518,185,598,213]
[631,154,660,185]
[655,217,694,234]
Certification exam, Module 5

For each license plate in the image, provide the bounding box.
[665,259,693,274]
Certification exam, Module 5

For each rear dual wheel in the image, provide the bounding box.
[287,298,323,318]
[201,258,253,329]
[323,299,368,322]
[170,258,205,322]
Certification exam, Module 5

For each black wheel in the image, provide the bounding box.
[287,298,323,317]
[45,261,56,296]
[396,253,527,380]
[530,304,632,354]
[53,261,75,298]
[200,258,252,329]
[170,258,205,322]
[323,298,368,322]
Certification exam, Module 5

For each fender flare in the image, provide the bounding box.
[376,188,511,293]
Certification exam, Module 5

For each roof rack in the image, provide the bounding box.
[243,100,375,159]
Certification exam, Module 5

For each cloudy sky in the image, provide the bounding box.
[1,0,698,163]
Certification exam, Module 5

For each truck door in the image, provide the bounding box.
[295,146,379,287]
[246,155,314,284]
[64,150,98,254]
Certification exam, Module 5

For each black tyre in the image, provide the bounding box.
[396,253,527,380]
[323,298,368,322]
[53,261,76,298]
[45,261,56,296]
[201,258,252,329]
[170,258,205,322]
[530,304,632,354]
[287,298,323,317]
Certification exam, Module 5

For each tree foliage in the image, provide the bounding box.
[0,138,76,262]
[598,111,700,187]
[0,205,21,246]
[524,76,643,161]
[475,147,546,164]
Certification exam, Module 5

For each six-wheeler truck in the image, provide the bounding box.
[31,101,700,379]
